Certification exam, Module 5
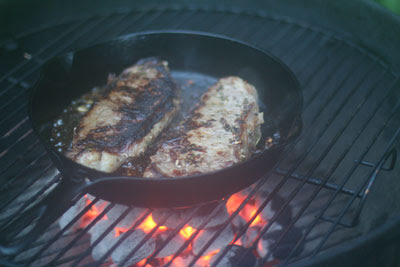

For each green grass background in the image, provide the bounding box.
[373,0,400,14]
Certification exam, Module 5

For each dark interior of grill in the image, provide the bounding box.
[1,0,400,266]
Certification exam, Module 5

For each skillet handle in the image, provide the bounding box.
[0,176,88,256]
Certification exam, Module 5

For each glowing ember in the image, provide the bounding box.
[226,192,267,227]
[233,238,243,246]
[180,225,197,239]
[61,189,282,267]
[138,214,167,234]
[196,249,220,266]
[80,195,108,228]
[114,226,128,237]
[171,256,186,267]
[136,258,147,266]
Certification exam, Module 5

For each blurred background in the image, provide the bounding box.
[373,0,400,14]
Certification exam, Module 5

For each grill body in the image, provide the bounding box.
[1,0,400,266]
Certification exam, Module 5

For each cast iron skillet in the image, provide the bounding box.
[0,30,302,255]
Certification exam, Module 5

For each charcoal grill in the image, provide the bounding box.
[1,0,400,266]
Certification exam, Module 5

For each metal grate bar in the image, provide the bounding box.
[175,197,252,267]
[93,209,153,265]
[269,25,308,52]
[306,53,367,126]
[70,206,135,266]
[0,10,172,147]
[144,206,216,264]
[234,17,273,43]
[25,239,90,265]
[320,149,397,228]
[0,106,28,135]
[210,176,275,266]
[0,20,86,85]
[186,200,242,267]
[0,8,399,267]
[0,160,53,213]
[26,195,98,264]
[0,13,139,167]
[0,16,107,92]
[2,116,29,138]
[312,125,400,257]
[0,80,30,114]
[0,149,46,192]
[273,168,361,197]
[118,214,172,266]
[283,78,400,263]
[0,140,41,177]
[213,55,381,266]
[0,121,32,152]
[194,171,287,266]
[0,128,34,160]
[23,15,304,266]
[0,17,111,128]
[186,10,234,32]
[48,202,116,265]
[0,174,60,231]
[0,9,155,214]
[281,30,322,64]
[300,43,350,110]
[263,22,296,50]
[250,66,386,262]
[260,70,393,263]
[118,9,170,35]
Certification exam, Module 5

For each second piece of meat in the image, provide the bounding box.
[67,58,180,173]
[144,76,264,178]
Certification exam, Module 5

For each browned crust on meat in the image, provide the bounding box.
[144,76,263,178]
[66,58,180,171]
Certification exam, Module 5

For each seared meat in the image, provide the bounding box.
[144,76,264,178]
[67,58,180,173]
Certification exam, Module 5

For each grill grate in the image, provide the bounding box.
[0,5,399,266]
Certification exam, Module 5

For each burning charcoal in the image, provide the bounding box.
[170,254,197,267]
[107,204,147,228]
[151,208,185,228]
[211,245,257,267]
[259,201,275,222]
[152,202,229,230]
[258,192,292,227]
[89,219,113,243]
[257,227,303,260]
[192,225,234,256]
[168,253,216,267]
[231,214,246,230]
[90,220,119,261]
[155,230,186,258]
[240,226,260,248]
[58,196,87,233]
[111,229,155,266]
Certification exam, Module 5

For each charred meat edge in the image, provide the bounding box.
[144,76,264,178]
[66,57,180,173]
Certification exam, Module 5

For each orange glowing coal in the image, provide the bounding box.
[226,192,266,227]
[114,226,128,237]
[138,214,167,234]
[80,195,108,228]
[180,225,197,239]
[198,249,220,266]
[79,195,253,267]
[233,238,243,246]
[171,256,185,267]
[136,258,147,266]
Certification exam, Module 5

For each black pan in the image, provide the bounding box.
[0,31,302,255]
